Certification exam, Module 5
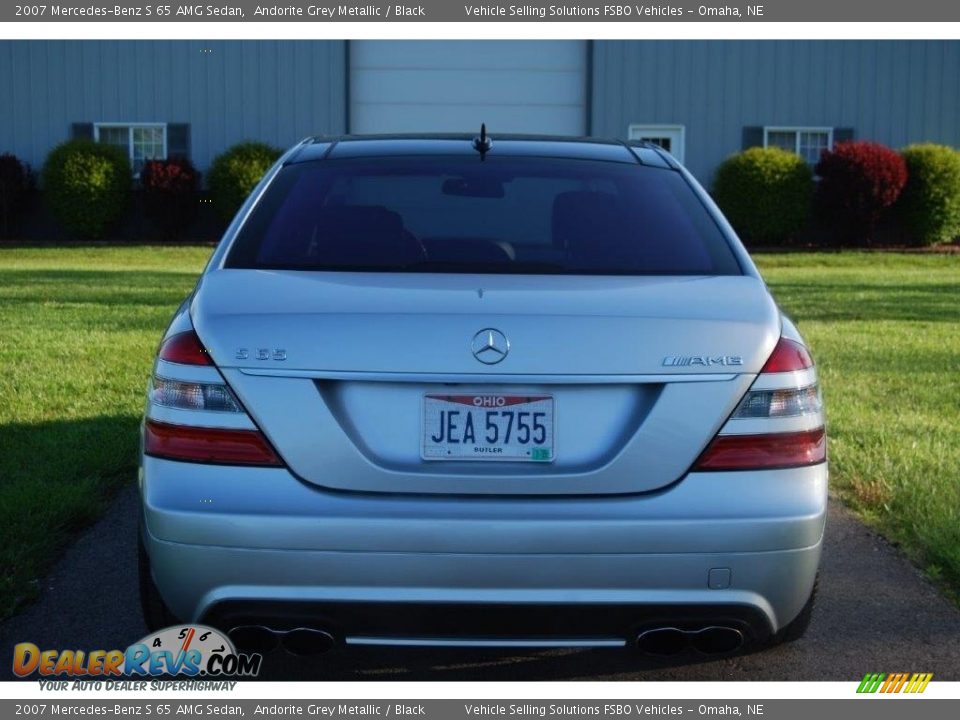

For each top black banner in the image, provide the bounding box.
[4,1,959,22]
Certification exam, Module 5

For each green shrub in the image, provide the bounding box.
[207,142,281,222]
[712,147,813,245]
[897,144,960,246]
[42,140,131,239]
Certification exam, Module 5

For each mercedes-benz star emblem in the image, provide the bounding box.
[471,328,510,365]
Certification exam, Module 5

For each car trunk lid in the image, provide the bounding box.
[192,270,778,494]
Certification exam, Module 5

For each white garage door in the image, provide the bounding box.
[349,41,588,136]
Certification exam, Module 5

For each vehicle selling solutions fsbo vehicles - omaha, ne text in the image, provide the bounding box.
[138,131,827,658]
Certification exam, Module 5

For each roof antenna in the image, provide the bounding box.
[472,123,492,160]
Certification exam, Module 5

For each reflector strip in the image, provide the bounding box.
[144,419,282,466]
[693,427,826,471]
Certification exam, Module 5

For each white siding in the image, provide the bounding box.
[349,41,588,136]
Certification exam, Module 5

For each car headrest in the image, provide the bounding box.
[316,204,402,240]
[312,205,425,266]
[551,191,622,252]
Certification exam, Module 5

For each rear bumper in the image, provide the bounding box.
[140,456,827,642]
[202,598,776,649]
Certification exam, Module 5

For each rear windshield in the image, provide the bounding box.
[225,156,742,276]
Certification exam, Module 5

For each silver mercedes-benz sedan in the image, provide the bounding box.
[138,134,826,658]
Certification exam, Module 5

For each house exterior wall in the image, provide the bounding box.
[0,40,347,174]
[1,40,959,186]
[591,40,960,184]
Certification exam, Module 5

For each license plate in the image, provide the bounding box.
[422,394,555,462]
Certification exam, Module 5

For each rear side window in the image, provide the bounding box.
[225,156,741,276]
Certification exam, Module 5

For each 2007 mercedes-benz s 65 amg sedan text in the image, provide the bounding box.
[139,132,826,658]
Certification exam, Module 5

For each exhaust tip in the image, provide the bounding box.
[229,625,280,654]
[636,627,688,656]
[636,626,745,657]
[282,628,337,656]
[692,626,744,655]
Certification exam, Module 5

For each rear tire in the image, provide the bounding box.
[138,529,180,632]
[769,575,818,645]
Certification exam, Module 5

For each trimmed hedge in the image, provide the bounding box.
[0,153,33,238]
[42,140,131,239]
[897,144,960,246]
[141,157,201,237]
[815,140,907,246]
[712,147,813,245]
[207,142,281,222]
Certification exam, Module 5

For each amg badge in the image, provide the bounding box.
[663,355,744,367]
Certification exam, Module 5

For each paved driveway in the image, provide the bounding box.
[2,485,959,681]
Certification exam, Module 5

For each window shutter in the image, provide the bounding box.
[742,126,764,150]
[71,123,94,141]
[167,123,191,160]
[833,127,855,145]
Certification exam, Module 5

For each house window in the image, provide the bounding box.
[628,125,685,164]
[764,127,832,165]
[94,123,167,176]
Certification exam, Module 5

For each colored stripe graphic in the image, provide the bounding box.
[880,673,907,693]
[906,673,933,693]
[857,673,885,693]
[857,672,932,693]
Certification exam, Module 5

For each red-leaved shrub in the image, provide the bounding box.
[141,157,200,237]
[814,140,907,245]
[0,152,33,237]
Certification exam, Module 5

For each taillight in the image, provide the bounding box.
[144,420,282,466]
[147,325,284,467]
[760,337,812,373]
[150,377,243,413]
[693,336,825,472]
[158,330,212,366]
[731,384,821,419]
[694,428,826,471]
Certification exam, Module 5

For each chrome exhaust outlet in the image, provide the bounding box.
[229,625,280,654]
[281,628,337,656]
[636,627,689,656]
[691,626,744,654]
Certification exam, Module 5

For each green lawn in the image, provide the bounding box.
[0,246,212,619]
[756,252,960,597]
[0,247,957,621]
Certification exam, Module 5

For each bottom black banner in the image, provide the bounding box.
[1,700,955,720]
